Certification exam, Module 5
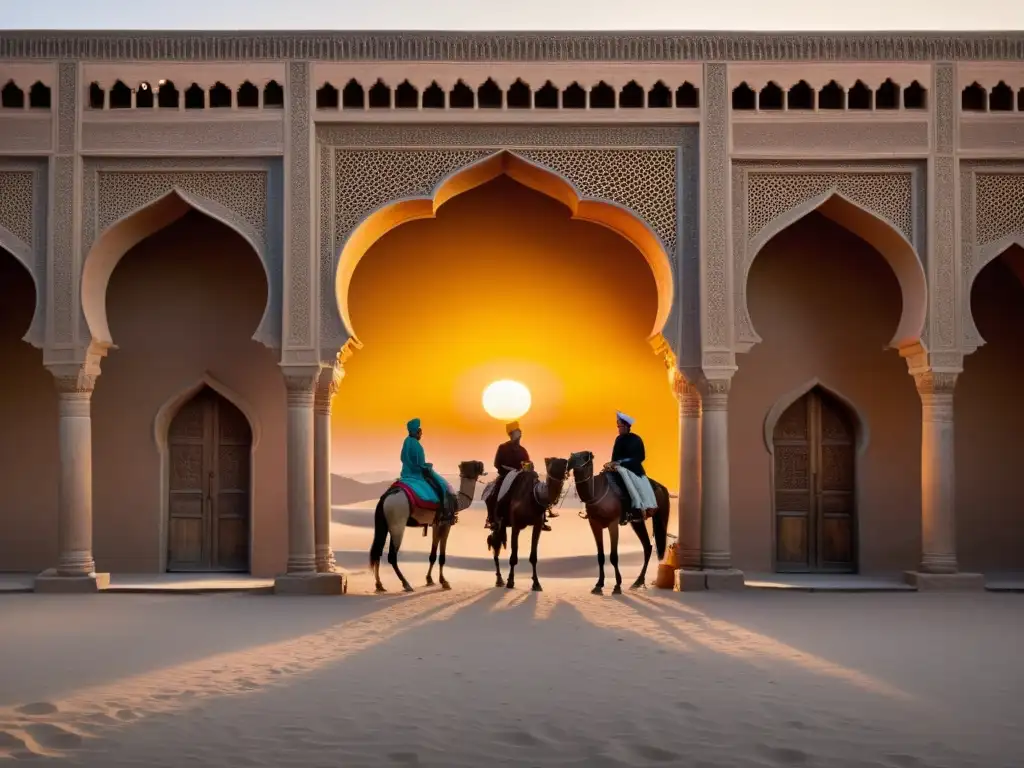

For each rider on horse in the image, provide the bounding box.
[400,418,457,524]
[485,421,557,532]
[610,411,658,526]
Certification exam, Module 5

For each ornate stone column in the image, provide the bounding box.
[696,376,744,589]
[905,371,983,590]
[35,362,109,592]
[276,366,346,594]
[675,372,702,569]
[314,364,342,573]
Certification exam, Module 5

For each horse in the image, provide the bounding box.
[567,450,670,594]
[369,460,487,593]
[486,457,569,592]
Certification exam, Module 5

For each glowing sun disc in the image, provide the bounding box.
[482,380,532,421]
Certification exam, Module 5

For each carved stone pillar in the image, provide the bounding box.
[276,367,346,595]
[696,377,744,589]
[314,364,343,573]
[35,362,110,593]
[674,372,702,569]
[905,371,983,590]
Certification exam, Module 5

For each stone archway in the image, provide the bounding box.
[333,150,675,345]
[80,189,274,350]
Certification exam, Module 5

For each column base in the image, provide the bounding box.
[34,569,110,593]
[903,571,984,591]
[274,572,348,595]
[674,568,745,591]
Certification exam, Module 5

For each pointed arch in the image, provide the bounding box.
[0,223,42,347]
[81,189,272,349]
[966,236,1024,349]
[335,150,674,342]
[741,191,927,352]
[153,373,260,573]
[763,378,870,456]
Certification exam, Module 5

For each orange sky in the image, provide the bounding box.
[332,176,679,490]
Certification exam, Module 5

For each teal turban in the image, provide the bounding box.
[407,418,421,433]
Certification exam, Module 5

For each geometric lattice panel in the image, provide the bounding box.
[747,172,914,243]
[975,173,1024,247]
[95,170,269,246]
[0,170,35,247]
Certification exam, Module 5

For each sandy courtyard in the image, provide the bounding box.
[0,576,1022,768]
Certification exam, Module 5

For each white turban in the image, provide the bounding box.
[616,411,635,426]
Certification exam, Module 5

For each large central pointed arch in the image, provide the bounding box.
[81,188,274,349]
[739,191,928,353]
[335,150,674,343]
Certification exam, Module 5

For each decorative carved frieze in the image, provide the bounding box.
[4,32,1024,62]
[80,119,285,155]
[285,61,313,350]
[0,116,53,153]
[701,63,731,361]
[731,121,929,156]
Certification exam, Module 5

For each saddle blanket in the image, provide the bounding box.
[613,467,657,510]
[482,469,522,505]
[390,481,439,512]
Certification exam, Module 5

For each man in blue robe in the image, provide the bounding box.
[400,418,456,522]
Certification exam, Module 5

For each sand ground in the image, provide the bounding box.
[1,575,1022,768]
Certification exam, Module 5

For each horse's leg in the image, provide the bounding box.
[589,518,606,595]
[507,525,521,590]
[491,524,505,587]
[609,521,623,595]
[438,523,453,590]
[426,521,439,586]
[529,522,543,592]
[631,518,653,589]
[387,525,413,593]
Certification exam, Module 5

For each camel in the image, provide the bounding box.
[486,457,569,592]
[369,460,487,593]
[567,450,670,594]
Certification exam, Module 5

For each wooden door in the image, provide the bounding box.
[772,387,856,573]
[167,387,251,572]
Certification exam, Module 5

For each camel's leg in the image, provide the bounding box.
[437,523,453,590]
[387,523,413,593]
[490,525,505,588]
[507,526,521,590]
[609,522,623,595]
[631,518,653,590]
[529,522,543,592]
[589,518,606,595]
[426,522,439,586]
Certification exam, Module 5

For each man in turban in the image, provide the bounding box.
[400,418,456,522]
[484,421,556,531]
[610,411,657,525]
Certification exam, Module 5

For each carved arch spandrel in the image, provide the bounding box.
[317,125,686,361]
[734,166,926,354]
[962,167,1024,353]
[0,163,47,348]
[80,160,280,351]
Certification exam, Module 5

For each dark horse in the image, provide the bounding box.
[485,457,569,592]
[567,450,669,594]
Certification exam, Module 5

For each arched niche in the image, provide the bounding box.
[0,225,43,347]
[740,192,927,354]
[334,150,674,343]
[81,189,274,350]
[965,236,1024,350]
[153,373,260,573]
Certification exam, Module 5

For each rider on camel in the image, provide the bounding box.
[486,421,557,531]
[610,411,657,526]
[400,418,457,523]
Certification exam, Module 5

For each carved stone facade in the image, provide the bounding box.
[1,30,1023,585]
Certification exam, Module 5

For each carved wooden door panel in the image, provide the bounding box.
[167,388,251,572]
[773,388,856,573]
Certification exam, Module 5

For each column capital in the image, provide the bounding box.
[314,361,345,415]
[696,375,731,411]
[912,370,958,397]
[281,365,320,408]
[672,369,702,417]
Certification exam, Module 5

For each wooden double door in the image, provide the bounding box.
[167,387,251,572]
[772,387,857,573]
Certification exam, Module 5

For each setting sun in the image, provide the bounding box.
[482,379,532,421]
